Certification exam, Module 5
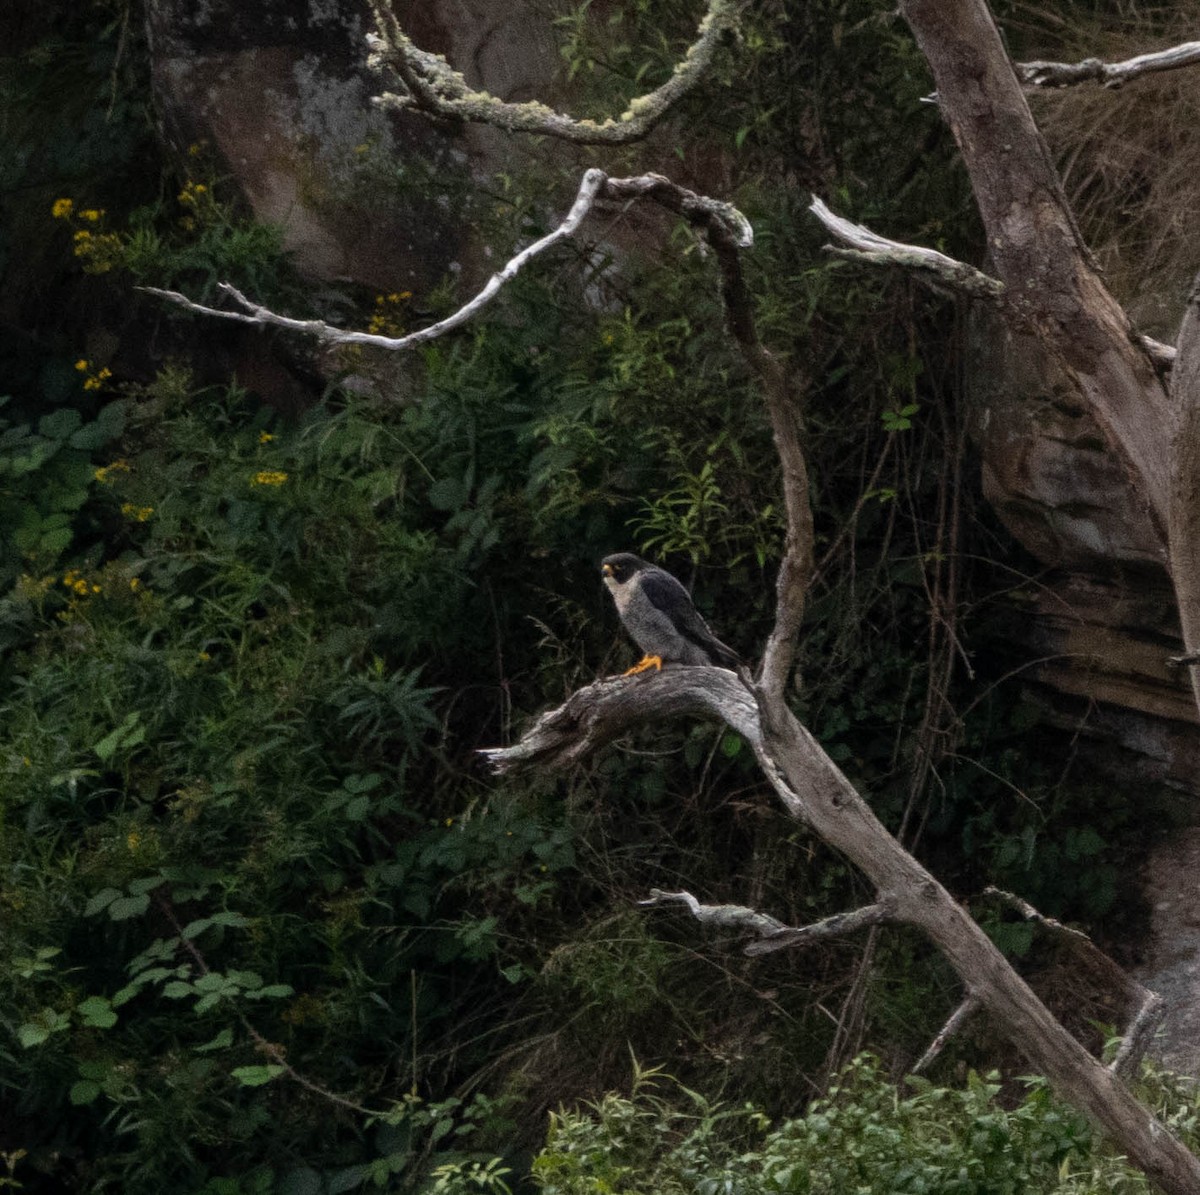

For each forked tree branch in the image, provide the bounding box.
[481,664,1200,1194]
[365,0,745,144]
[982,886,1165,1079]
[1018,41,1200,90]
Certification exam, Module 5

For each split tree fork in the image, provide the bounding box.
[147,2,1200,1190]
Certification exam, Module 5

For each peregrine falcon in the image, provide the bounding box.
[601,553,742,675]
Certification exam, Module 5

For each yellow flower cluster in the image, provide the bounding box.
[120,502,154,522]
[367,291,412,336]
[259,431,274,443]
[251,470,288,487]
[62,569,101,597]
[53,198,123,272]
[94,458,131,483]
[75,358,113,392]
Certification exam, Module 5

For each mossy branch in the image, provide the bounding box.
[365,0,745,145]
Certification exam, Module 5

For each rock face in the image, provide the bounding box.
[143,0,561,293]
[968,309,1200,791]
[1138,827,1200,1074]
[144,0,1200,788]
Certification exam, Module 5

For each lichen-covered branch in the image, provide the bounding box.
[638,888,895,956]
[1018,41,1200,90]
[808,196,1004,300]
[365,0,745,145]
[912,995,980,1074]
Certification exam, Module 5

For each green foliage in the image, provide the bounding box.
[533,1053,1200,1194]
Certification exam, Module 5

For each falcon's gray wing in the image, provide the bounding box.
[639,569,742,668]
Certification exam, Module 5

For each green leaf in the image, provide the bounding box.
[108,893,150,920]
[18,1023,49,1048]
[77,996,118,1029]
[231,1064,286,1087]
[181,917,214,939]
[38,408,82,440]
[127,874,166,896]
[345,795,370,821]
[85,887,122,916]
[162,981,194,998]
[194,1027,234,1053]
[211,911,250,928]
[69,1080,103,1105]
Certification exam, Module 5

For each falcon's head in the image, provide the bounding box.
[600,553,646,592]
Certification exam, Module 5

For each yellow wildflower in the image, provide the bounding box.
[258,431,274,443]
[73,229,91,242]
[80,209,103,223]
[52,198,74,219]
[126,831,141,852]
[94,459,131,483]
[198,651,211,662]
[129,577,141,592]
[73,580,88,595]
[120,503,154,522]
[251,470,288,487]
[187,142,202,156]
[75,359,89,372]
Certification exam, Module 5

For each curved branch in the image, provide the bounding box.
[366,0,745,145]
[140,169,610,349]
[1018,41,1200,90]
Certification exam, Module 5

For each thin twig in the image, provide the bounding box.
[912,995,981,1074]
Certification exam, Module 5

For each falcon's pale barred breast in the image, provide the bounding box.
[600,553,742,675]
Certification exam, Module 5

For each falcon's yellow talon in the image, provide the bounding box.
[622,654,663,676]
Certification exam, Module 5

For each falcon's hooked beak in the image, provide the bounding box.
[601,562,614,578]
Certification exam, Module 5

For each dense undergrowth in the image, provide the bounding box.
[0,0,1192,1192]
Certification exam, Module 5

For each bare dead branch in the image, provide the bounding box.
[479,667,759,774]
[744,900,895,957]
[638,888,895,956]
[365,0,744,145]
[1110,991,1166,1080]
[912,995,981,1074]
[638,888,789,936]
[1018,41,1200,90]
[140,169,610,348]
[809,196,1004,300]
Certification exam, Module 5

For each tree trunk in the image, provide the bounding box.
[755,694,1200,1195]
